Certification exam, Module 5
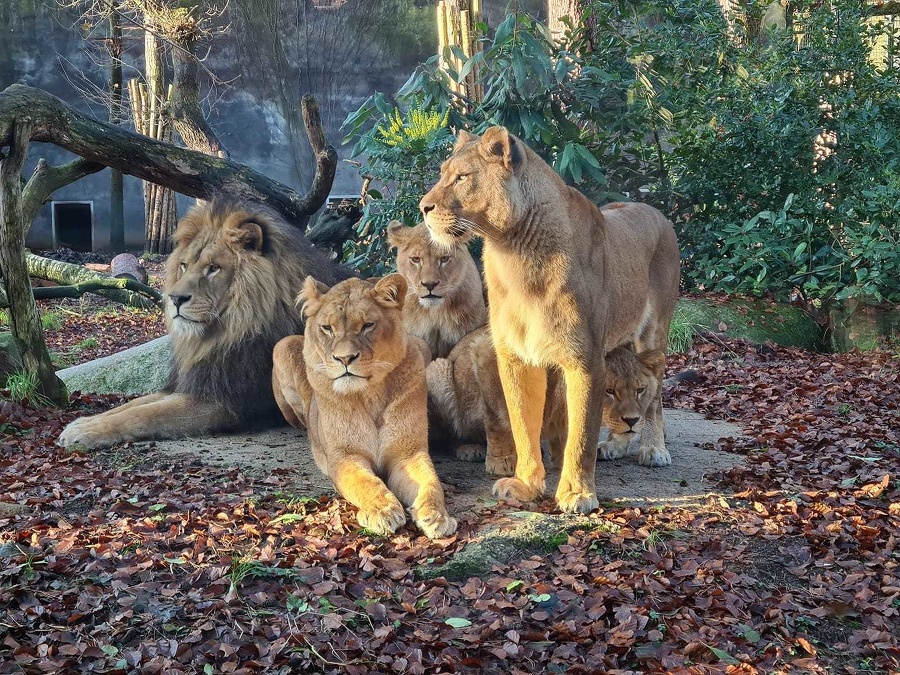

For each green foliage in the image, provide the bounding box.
[0,310,9,328]
[342,100,453,276]
[6,369,44,405]
[40,310,63,331]
[75,337,99,351]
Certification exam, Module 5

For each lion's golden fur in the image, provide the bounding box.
[58,198,347,449]
[271,275,456,539]
[420,127,680,513]
[387,221,485,359]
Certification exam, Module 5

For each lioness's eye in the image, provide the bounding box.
[439,255,451,264]
[455,173,468,183]
[321,325,333,335]
[637,387,647,395]
[362,322,376,331]
[179,262,187,273]
[410,257,421,265]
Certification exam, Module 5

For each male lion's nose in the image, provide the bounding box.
[170,294,191,309]
[333,352,360,367]
[422,281,439,292]
[622,416,640,429]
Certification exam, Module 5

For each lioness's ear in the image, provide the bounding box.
[298,275,329,317]
[372,273,407,309]
[228,220,265,253]
[479,126,523,170]
[637,349,667,378]
[454,129,479,151]
[386,220,408,249]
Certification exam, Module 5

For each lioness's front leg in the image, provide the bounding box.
[557,364,604,513]
[492,344,547,502]
[57,393,234,449]
[387,453,457,539]
[328,453,407,535]
[637,385,670,467]
[272,336,313,429]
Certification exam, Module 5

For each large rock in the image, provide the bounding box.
[0,332,24,386]
[57,335,171,395]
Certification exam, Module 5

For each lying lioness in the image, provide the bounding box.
[271,275,457,539]
[420,127,680,513]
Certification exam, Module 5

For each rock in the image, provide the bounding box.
[110,253,149,285]
[57,335,171,395]
[0,332,23,386]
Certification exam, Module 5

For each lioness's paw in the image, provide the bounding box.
[58,418,113,450]
[638,445,671,467]
[357,496,407,535]
[485,453,516,477]
[492,477,544,502]
[414,504,458,539]
[455,444,486,463]
[598,438,629,461]
[555,483,599,514]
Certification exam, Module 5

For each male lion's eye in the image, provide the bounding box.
[410,257,421,265]
[439,256,451,265]
[206,264,220,276]
[637,387,647,396]
[321,325,333,335]
[362,322,376,331]
[606,389,616,397]
[179,262,187,273]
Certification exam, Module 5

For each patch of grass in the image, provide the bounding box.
[40,310,64,331]
[6,369,40,404]
[724,383,744,393]
[76,337,100,350]
[0,309,9,327]
[49,351,75,369]
[668,313,700,353]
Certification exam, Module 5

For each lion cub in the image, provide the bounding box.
[271,275,457,539]
[387,221,486,359]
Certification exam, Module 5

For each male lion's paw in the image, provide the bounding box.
[492,477,544,502]
[637,445,671,467]
[413,503,458,539]
[58,418,113,450]
[485,453,516,477]
[357,495,407,535]
[597,438,629,461]
[555,481,600,514]
[455,444,486,463]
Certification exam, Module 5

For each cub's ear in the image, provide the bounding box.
[479,126,523,170]
[637,349,667,379]
[386,220,408,249]
[297,275,330,317]
[454,129,479,151]
[228,220,265,253]
[372,273,408,309]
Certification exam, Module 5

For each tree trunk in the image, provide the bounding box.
[0,84,336,229]
[0,118,67,405]
[24,253,161,308]
[108,0,125,252]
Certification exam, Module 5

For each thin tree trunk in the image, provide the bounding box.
[108,0,125,252]
[0,84,337,229]
[0,118,67,405]
[169,32,228,158]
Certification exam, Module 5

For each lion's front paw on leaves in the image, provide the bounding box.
[455,444,486,463]
[492,476,543,502]
[485,452,516,476]
[57,419,110,450]
[555,480,599,514]
[638,445,671,467]
[356,496,407,535]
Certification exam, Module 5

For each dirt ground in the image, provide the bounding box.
[150,407,742,518]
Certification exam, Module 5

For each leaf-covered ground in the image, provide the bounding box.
[1,336,898,674]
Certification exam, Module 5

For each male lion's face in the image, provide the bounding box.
[419,127,526,248]
[387,221,470,309]
[164,204,266,337]
[300,275,408,395]
[602,348,666,436]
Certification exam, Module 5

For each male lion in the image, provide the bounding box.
[387,221,485,359]
[271,275,457,539]
[420,127,680,513]
[58,198,348,449]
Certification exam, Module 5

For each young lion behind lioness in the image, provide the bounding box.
[271,275,457,539]
[420,127,680,514]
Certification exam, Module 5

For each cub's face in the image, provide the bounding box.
[387,222,470,309]
[602,348,666,436]
[300,275,408,395]
[165,205,266,337]
[419,127,526,248]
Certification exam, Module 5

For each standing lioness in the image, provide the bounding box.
[420,127,680,513]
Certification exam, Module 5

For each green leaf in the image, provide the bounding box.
[100,645,118,657]
[204,665,214,675]
[707,645,740,665]
[148,503,166,512]
[494,14,516,44]
[506,580,524,592]
[444,617,472,628]
[528,593,551,602]
[573,143,601,168]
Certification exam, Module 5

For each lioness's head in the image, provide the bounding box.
[603,347,666,436]
[387,221,473,308]
[300,275,408,395]
[419,126,536,248]
[165,200,280,339]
